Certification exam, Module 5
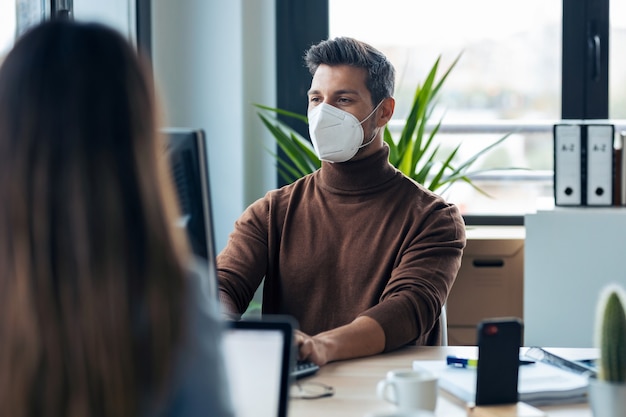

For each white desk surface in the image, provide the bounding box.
[289,345,595,417]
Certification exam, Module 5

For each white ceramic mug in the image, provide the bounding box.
[376,368,438,412]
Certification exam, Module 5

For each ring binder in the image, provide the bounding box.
[553,122,616,206]
[554,124,583,206]
[586,124,614,206]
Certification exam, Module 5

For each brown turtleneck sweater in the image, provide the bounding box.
[217,144,466,350]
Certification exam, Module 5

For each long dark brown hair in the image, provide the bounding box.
[0,20,189,417]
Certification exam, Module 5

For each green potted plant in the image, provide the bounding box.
[255,54,518,195]
[588,284,626,417]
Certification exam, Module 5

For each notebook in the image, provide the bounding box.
[222,317,296,417]
[413,358,589,406]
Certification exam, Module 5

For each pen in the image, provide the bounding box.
[447,356,477,368]
[446,355,534,368]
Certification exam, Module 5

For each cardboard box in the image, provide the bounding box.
[447,226,525,345]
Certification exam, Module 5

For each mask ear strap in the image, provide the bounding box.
[358,100,385,149]
[359,100,385,125]
[359,126,380,150]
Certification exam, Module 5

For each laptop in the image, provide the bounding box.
[222,317,296,417]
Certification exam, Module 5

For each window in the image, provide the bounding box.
[0,1,136,58]
[267,0,618,222]
[0,0,16,57]
[610,0,626,119]
[329,0,562,219]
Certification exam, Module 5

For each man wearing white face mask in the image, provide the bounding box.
[308,100,384,163]
[217,37,466,366]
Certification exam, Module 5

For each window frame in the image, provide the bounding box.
[562,0,610,119]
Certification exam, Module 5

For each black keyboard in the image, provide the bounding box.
[291,360,320,379]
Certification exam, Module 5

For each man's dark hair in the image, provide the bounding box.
[304,37,395,106]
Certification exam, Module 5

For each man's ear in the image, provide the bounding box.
[377,97,395,127]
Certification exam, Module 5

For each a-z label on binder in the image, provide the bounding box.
[586,124,614,206]
[554,124,582,206]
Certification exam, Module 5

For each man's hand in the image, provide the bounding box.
[293,316,386,366]
[294,329,331,366]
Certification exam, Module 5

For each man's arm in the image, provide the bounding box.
[218,290,242,320]
[217,198,271,318]
[294,316,385,366]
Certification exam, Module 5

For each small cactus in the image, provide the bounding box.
[596,286,626,383]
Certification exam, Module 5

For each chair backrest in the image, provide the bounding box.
[425,304,449,346]
[440,304,449,346]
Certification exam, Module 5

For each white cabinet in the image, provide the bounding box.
[524,208,626,347]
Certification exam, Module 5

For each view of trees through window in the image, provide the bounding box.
[331,1,562,121]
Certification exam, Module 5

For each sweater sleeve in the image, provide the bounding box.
[361,202,466,351]
[216,197,270,316]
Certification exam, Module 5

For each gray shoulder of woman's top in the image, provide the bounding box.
[185,255,222,317]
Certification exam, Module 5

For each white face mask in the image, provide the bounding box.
[307,102,382,163]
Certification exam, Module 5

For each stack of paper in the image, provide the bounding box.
[413,360,588,406]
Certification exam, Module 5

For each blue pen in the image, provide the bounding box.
[446,355,534,368]
[447,356,478,368]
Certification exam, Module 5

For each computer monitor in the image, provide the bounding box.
[164,128,217,267]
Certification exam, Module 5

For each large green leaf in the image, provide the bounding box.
[255,108,320,183]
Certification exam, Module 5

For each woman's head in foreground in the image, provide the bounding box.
[0,19,188,417]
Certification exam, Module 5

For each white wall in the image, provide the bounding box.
[71,0,278,252]
[151,0,276,252]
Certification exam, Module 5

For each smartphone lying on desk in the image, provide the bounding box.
[475,317,523,406]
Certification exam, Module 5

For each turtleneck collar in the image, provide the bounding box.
[318,143,398,193]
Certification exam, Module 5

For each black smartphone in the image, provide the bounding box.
[475,317,523,406]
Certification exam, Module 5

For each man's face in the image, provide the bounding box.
[307,64,379,140]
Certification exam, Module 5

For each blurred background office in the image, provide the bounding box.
[1,0,624,252]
